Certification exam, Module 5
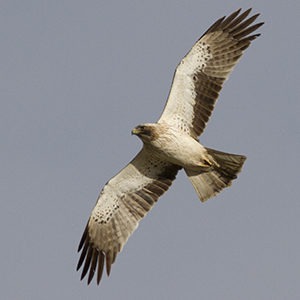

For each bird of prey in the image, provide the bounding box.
[77,8,263,285]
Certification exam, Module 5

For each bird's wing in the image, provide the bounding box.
[158,8,263,138]
[77,147,181,285]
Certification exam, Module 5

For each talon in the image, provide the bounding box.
[203,159,212,166]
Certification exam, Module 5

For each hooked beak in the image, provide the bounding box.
[131,127,141,135]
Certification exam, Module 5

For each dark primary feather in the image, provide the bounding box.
[158,8,263,138]
[77,149,181,285]
[190,8,263,137]
[76,8,263,286]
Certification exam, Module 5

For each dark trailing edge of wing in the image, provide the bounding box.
[76,162,181,285]
[189,8,263,137]
[76,8,263,286]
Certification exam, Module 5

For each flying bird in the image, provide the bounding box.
[77,8,263,285]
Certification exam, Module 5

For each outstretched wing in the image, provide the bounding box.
[158,8,263,138]
[77,147,181,285]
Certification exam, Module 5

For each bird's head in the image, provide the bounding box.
[131,123,157,143]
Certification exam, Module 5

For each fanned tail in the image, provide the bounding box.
[185,148,246,202]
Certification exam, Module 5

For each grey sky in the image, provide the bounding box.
[1,0,299,299]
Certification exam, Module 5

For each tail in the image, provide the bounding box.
[184,148,246,202]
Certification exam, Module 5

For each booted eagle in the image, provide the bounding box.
[77,8,263,285]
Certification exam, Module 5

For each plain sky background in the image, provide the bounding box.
[1,0,299,299]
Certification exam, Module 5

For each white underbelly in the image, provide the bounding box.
[150,131,206,168]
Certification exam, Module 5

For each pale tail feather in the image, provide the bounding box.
[185,148,246,202]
